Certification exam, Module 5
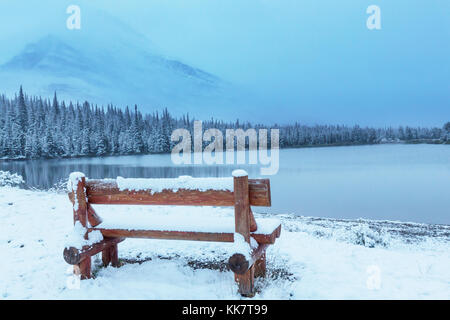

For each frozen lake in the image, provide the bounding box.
[1,144,449,224]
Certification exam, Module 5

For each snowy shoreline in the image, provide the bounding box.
[1,186,449,299]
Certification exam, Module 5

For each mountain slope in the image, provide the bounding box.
[0,34,226,111]
[0,8,246,118]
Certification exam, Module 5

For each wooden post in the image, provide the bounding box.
[77,258,91,280]
[233,172,255,296]
[254,251,266,278]
[102,244,119,267]
[109,244,120,267]
[234,173,250,241]
[235,266,255,297]
[69,173,91,279]
[99,238,120,268]
[72,175,88,227]
[102,247,111,267]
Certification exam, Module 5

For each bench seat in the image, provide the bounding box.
[89,205,281,244]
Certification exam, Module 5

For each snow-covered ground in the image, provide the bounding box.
[0,186,449,299]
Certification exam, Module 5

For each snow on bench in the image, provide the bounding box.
[116,176,234,194]
[91,205,281,244]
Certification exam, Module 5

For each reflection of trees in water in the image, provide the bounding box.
[1,159,258,190]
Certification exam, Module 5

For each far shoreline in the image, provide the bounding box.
[0,139,448,162]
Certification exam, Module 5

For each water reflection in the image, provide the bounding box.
[0,156,259,190]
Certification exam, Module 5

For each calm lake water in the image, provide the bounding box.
[1,144,449,224]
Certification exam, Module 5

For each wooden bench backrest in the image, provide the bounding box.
[84,178,271,207]
[69,173,270,241]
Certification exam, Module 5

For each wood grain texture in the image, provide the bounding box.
[84,178,271,207]
[235,265,255,297]
[233,175,251,242]
[77,257,91,280]
[101,241,120,267]
[249,179,271,207]
[87,203,102,227]
[109,243,119,267]
[101,247,111,267]
[249,208,257,232]
[254,252,266,278]
[233,175,255,295]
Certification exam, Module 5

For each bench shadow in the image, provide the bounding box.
[91,254,296,285]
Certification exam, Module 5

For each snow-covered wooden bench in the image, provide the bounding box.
[63,170,281,296]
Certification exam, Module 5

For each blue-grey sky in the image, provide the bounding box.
[0,0,448,126]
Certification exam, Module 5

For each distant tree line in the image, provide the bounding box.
[0,87,449,160]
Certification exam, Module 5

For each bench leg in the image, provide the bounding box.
[110,243,120,267]
[254,252,266,278]
[101,240,120,267]
[74,256,91,279]
[235,265,255,297]
[102,247,111,267]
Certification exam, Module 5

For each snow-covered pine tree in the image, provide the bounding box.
[0,87,446,160]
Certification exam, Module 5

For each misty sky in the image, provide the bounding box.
[0,0,448,126]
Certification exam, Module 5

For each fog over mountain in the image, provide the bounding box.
[0,1,448,126]
[0,35,232,115]
[0,8,256,120]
